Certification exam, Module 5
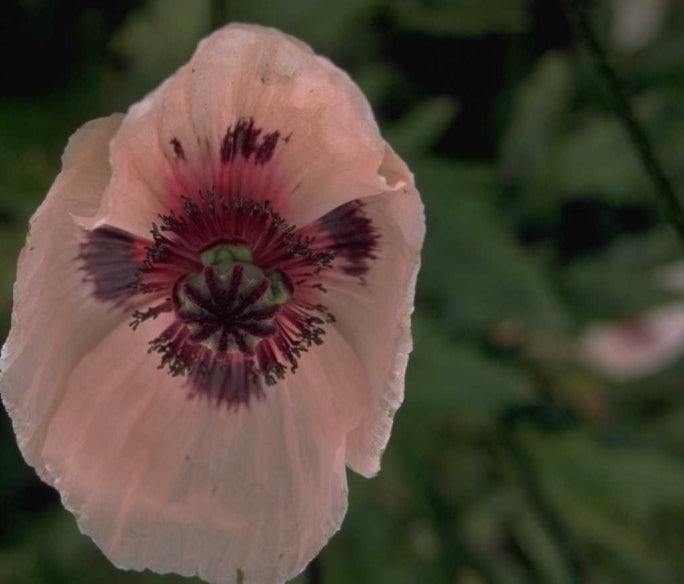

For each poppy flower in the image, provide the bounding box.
[1,23,424,584]
[577,262,684,381]
[578,305,684,380]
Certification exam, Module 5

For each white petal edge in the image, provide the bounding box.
[39,311,365,584]
[1,114,124,479]
[327,147,425,477]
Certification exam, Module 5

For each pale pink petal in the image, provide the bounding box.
[90,23,397,237]
[39,311,364,584]
[322,147,424,477]
[578,303,684,380]
[1,114,123,477]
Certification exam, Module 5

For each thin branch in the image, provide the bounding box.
[562,0,684,248]
[500,424,585,583]
[425,482,507,584]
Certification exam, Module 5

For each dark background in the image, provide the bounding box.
[2,0,684,582]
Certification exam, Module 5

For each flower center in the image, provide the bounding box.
[83,190,377,407]
[173,243,291,357]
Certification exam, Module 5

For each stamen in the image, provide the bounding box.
[81,139,379,407]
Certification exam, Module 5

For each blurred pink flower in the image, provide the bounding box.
[577,264,684,381]
[578,305,684,381]
[1,24,424,584]
[610,0,669,53]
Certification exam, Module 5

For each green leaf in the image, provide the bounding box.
[391,0,528,35]
[500,53,573,220]
[557,111,651,205]
[627,27,684,87]
[354,61,403,107]
[508,507,575,584]
[521,429,684,581]
[560,229,678,322]
[405,314,532,431]
[109,0,209,108]
[417,158,568,334]
[557,92,684,206]
[219,0,383,53]
[386,97,459,162]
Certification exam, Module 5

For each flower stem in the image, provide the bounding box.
[498,404,585,583]
[503,429,584,582]
[562,0,684,248]
[425,483,506,584]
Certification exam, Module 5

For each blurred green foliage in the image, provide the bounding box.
[2,0,684,583]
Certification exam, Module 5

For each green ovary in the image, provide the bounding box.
[174,243,291,355]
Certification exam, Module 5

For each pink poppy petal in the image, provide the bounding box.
[578,304,684,380]
[1,114,124,476]
[89,23,399,237]
[38,311,364,584]
[321,147,424,477]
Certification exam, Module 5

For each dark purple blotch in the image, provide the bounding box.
[319,201,379,278]
[221,117,282,165]
[255,131,280,165]
[79,226,142,304]
[170,137,186,161]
